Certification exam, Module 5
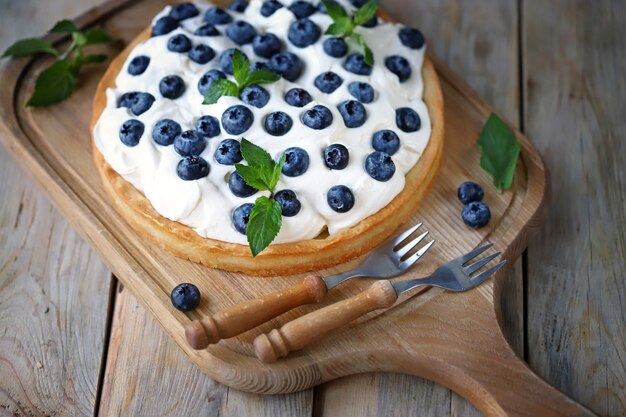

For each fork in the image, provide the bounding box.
[253,243,506,363]
[185,223,435,350]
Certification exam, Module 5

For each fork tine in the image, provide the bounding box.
[392,223,423,247]
[395,231,429,258]
[464,252,501,275]
[458,243,494,265]
[470,260,507,286]
[399,240,435,269]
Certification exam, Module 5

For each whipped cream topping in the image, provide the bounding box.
[94,0,431,245]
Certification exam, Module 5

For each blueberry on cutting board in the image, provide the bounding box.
[171,283,201,311]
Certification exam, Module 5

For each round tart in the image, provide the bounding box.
[91,0,444,276]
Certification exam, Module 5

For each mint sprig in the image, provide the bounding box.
[235,138,286,256]
[203,49,280,105]
[477,113,521,192]
[322,0,378,65]
[1,19,112,107]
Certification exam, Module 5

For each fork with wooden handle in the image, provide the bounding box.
[185,223,435,350]
[253,243,506,363]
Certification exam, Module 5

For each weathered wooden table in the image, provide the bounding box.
[0,0,624,416]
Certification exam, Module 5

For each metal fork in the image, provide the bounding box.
[185,223,435,350]
[254,243,506,363]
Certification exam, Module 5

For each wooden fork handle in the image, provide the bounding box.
[185,274,327,350]
[254,280,398,363]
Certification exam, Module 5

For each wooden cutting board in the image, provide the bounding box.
[0,1,596,416]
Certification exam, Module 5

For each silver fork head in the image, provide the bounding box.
[354,223,435,278]
[432,243,507,291]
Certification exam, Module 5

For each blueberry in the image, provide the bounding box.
[324,144,349,170]
[314,71,343,94]
[284,88,312,107]
[365,151,396,181]
[229,0,249,12]
[167,34,192,53]
[118,92,139,108]
[343,53,372,75]
[462,201,491,228]
[274,189,301,216]
[204,7,233,25]
[177,156,210,180]
[289,1,316,18]
[174,130,206,156]
[282,147,309,176]
[169,2,200,21]
[268,51,303,81]
[253,33,282,58]
[195,115,221,138]
[131,93,155,115]
[371,130,400,155]
[301,105,333,129]
[119,119,144,147]
[261,0,283,16]
[338,100,367,128]
[323,37,347,58]
[396,107,421,132]
[264,111,293,136]
[347,81,374,103]
[229,172,257,197]
[170,283,200,312]
[240,85,270,108]
[159,75,186,99]
[198,69,226,95]
[399,27,425,49]
[128,55,150,75]
[361,16,378,28]
[188,44,215,64]
[327,185,354,213]
[457,181,485,205]
[222,105,254,135]
[194,24,220,36]
[232,203,254,233]
[385,55,411,82]
[288,18,321,48]
[219,48,248,75]
[152,119,181,146]
[152,16,178,36]
[226,21,257,45]
[215,139,243,165]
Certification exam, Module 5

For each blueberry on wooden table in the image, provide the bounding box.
[174,130,206,156]
[152,119,182,146]
[314,71,343,94]
[274,189,301,216]
[214,139,243,165]
[170,283,201,311]
[338,100,367,128]
[204,6,233,25]
[269,51,303,81]
[281,147,310,177]
[232,203,254,234]
[327,185,355,213]
[222,105,254,135]
[323,37,348,58]
[343,53,372,76]
[371,129,400,155]
[288,18,321,48]
[119,119,144,147]
[301,105,333,129]
[395,107,421,132]
[128,55,150,75]
[462,201,491,228]
[365,151,396,182]
[261,0,283,17]
[228,172,258,197]
[177,156,210,181]
[457,181,484,204]
[324,144,350,170]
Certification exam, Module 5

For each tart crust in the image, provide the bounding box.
[91,25,444,277]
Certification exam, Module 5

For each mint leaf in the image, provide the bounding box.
[83,28,113,45]
[80,54,108,65]
[27,60,76,107]
[325,20,353,36]
[50,19,78,33]
[2,38,58,58]
[246,69,280,86]
[246,196,282,256]
[353,0,378,25]
[351,33,373,65]
[234,164,272,190]
[203,78,239,104]
[477,113,521,192]
[240,138,273,167]
[270,154,286,190]
[232,49,250,86]
[322,0,348,20]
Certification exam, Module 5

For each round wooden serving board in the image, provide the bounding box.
[0,1,597,416]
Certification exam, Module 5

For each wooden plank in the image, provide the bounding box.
[524,1,626,416]
[99,284,313,417]
[315,0,520,415]
[0,149,113,416]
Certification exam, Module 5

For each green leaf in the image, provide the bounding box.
[83,28,113,45]
[80,54,108,65]
[246,196,282,256]
[2,38,58,58]
[270,153,286,190]
[246,69,280,86]
[72,31,88,47]
[202,78,239,104]
[325,20,353,36]
[351,32,374,65]
[322,0,348,21]
[235,164,272,191]
[232,49,250,86]
[477,113,521,192]
[240,138,273,168]
[50,19,79,33]
[353,0,378,25]
[26,59,76,107]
